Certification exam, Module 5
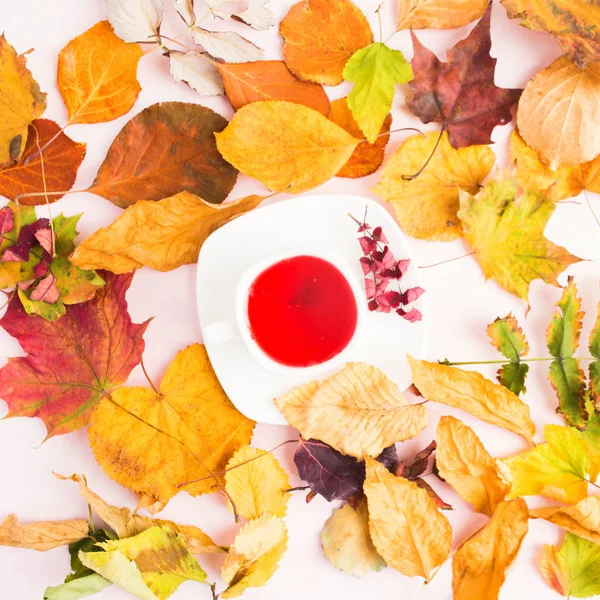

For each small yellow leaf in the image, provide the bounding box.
[373,131,494,241]
[221,514,288,599]
[436,416,511,516]
[321,498,386,578]
[363,457,452,581]
[274,362,428,458]
[71,192,264,274]
[397,0,489,30]
[224,446,290,519]
[408,356,535,442]
[215,101,360,193]
[452,498,529,600]
[0,514,88,551]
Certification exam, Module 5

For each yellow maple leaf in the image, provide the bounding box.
[408,356,535,442]
[452,498,529,599]
[224,446,290,520]
[221,514,288,599]
[88,344,255,506]
[458,174,581,303]
[436,416,511,516]
[373,131,494,241]
[397,0,489,30]
[274,362,427,458]
[363,457,451,581]
[71,192,264,274]
[0,514,88,551]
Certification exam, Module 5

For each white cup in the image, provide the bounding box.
[202,250,366,376]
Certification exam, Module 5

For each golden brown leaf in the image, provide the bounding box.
[88,344,255,506]
[517,57,600,169]
[215,101,360,193]
[274,362,428,458]
[279,0,373,85]
[408,356,535,442]
[0,514,88,551]
[397,0,489,30]
[364,457,452,581]
[452,499,529,600]
[436,416,511,516]
[70,192,263,274]
[531,497,600,545]
[373,131,495,241]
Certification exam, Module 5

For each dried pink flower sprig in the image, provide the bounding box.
[351,210,424,322]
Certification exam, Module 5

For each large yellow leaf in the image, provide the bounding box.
[0,514,88,551]
[452,499,529,600]
[221,514,288,599]
[224,446,290,519]
[458,175,581,303]
[274,362,428,458]
[510,130,600,202]
[58,21,142,125]
[436,416,511,516]
[70,192,264,274]
[408,356,535,442]
[215,101,360,193]
[503,424,590,504]
[363,457,452,581]
[88,344,255,506]
[516,57,600,169]
[531,497,600,545]
[373,131,494,241]
[0,35,46,167]
[397,0,489,30]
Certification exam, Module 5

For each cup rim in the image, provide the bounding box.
[234,249,366,376]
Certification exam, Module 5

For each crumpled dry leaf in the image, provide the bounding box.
[221,514,288,599]
[275,362,428,458]
[436,416,511,516]
[321,498,385,578]
[373,131,494,241]
[191,28,264,63]
[363,457,452,581]
[215,101,359,193]
[517,57,600,169]
[58,21,142,125]
[0,35,46,168]
[168,51,223,97]
[0,514,88,551]
[452,498,529,600]
[70,192,264,274]
[106,0,163,43]
[397,0,489,30]
[408,356,535,442]
[280,0,373,85]
[88,344,255,506]
[224,445,290,519]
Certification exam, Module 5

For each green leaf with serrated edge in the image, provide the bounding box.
[547,278,586,428]
[343,42,413,143]
[576,395,600,482]
[44,574,111,600]
[66,529,114,584]
[53,213,81,256]
[589,304,600,404]
[498,362,530,396]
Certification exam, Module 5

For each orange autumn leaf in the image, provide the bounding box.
[217,61,330,115]
[58,20,143,125]
[0,119,85,204]
[280,0,373,85]
[329,98,392,179]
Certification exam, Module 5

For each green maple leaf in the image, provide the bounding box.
[343,42,413,143]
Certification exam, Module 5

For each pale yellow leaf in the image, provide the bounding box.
[0,514,88,551]
[397,0,489,30]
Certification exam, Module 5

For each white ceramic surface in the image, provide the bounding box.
[197,194,428,425]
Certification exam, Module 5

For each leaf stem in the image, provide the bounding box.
[32,123,56,257]
[140,357,160,395]
[402,122,447,181]
[584,190,600,230]
[376,3,383,43]
[13,189,82,203]
[443,357,595,366]
[418,252,474,269]
[362,127,426,144]
[284,485,310,493]
[24,122,71,165]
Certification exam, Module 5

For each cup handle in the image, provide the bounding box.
[203,320,239,344]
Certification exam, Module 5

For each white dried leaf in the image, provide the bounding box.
[169,51,224,96]
[106,0,163,43]
[173,0,195,26]
[236,0,275,30]
[191,28,264,63]
[206,0,249,19]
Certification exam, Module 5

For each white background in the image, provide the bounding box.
[0,0,599,598]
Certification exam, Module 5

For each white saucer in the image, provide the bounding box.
[196,194,428,425]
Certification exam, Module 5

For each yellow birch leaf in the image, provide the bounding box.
[397,0,489,30]
[215,101,360,193]
[0,514,88,551]
[408,356,535,442]
[274,362,428,458]
[70,192,264,274]
[436,416,511,516]
[373,131,494,241]
[88,344,255,506]
[224,446,290,519]
[503,424,590,504]
[221,514,288,599]
[363,457,452,581]
[452,498,529,600]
